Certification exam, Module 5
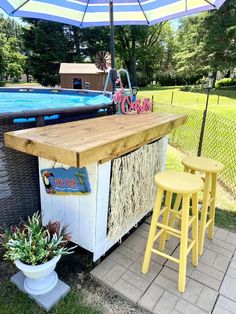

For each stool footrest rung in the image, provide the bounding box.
[197,196,214,207]
[166,229,181,239]
[186,239,196,255]
[170,209,182,215]
[188,215,196,228]
[198,209,210,216]
[151,248,180,264]
[156,223,181,235]
[205,218,213,230]
[170,208,182,220]
[209,196,214,204]
[159,206,168,217]
[154,228,165,242]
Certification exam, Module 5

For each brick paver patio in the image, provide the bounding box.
[91,219,236,313]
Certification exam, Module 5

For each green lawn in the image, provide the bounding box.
[6,82,40,86]
[166,145,236,233]
[139,86,236,198]
[0,282,102,314]
[139,86,236,121]
[166,145,236,213]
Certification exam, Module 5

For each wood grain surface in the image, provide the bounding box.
[4,112,187,167]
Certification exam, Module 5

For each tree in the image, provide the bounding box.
[0,15,22,39]
[2,36,26,81]
[174,15,208,78]
[202,0,236,82]
[78,27,110,61]
[21,18,175,87]
[0,36,5,80]
[0,15,25,81]
[174,0,236,84]
[115,23,170,86]
[22,20,76,86]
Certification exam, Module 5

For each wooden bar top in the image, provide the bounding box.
[4,112,187,167]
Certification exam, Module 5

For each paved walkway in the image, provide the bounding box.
[91,219,236,314]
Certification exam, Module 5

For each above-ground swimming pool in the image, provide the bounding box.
[0,88,113,124]
[0,88,113,226]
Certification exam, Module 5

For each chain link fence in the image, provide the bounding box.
[153,103,236,198]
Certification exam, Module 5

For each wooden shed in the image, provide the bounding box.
[59,63,108,91]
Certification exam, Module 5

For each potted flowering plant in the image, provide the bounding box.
[3,212,76,296]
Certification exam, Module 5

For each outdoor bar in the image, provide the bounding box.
[4,112,186,261]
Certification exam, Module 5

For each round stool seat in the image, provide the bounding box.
[155,171,204,194]
[182,157,224,173]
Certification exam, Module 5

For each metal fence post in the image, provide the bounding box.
[170,91,174,105]
[198,87,211,156]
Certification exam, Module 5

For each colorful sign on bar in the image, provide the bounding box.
[41,167,91,195]
[113,90,152,114]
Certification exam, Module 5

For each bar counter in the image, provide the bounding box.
[5,112,186,261]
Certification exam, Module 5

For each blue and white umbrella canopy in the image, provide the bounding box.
[0,0,227,93]
[1,0,226,28]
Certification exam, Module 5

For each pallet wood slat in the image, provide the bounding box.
[4,112,187,167]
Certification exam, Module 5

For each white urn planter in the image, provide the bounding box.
[15,255,61,296]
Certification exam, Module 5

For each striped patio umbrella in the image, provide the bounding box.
[1,0,227,92]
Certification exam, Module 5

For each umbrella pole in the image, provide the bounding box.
[109,0,117,114]
[109,0,115,71]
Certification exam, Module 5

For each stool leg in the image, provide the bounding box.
[208,173,217,240]
[178,194,190,293]
[167,165,190,241]
[191,193,198,266]
[199,172,212,256]
[159,191,172,251]
[142,187,164,274]
[167,193,181,240]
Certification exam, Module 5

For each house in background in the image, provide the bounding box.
[216,68,236,80]
[59,63,108,91]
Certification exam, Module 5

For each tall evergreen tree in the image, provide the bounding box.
[22,20,77,86]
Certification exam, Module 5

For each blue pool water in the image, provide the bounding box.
[0,92,112,113]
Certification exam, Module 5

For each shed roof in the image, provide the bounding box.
[59,63,106,74]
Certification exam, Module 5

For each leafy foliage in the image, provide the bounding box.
[115,23,174,86]
[175,0,236,82]
[174,15,208,77]
[0,15,25,81]
[215,78,236,88]
[22,20,75,86]
[4,212,76,265]
[1,36,26,80]
[1,0,235,88]
[78,26,110,61]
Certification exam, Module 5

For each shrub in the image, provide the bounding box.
[180,85,191,91]
[153,73,202,87]
[215,78,236,89]
[0,81,6,87]
[3,212,76,265]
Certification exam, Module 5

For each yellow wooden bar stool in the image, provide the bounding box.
[181,157,224,256]
[142,171,203,293]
